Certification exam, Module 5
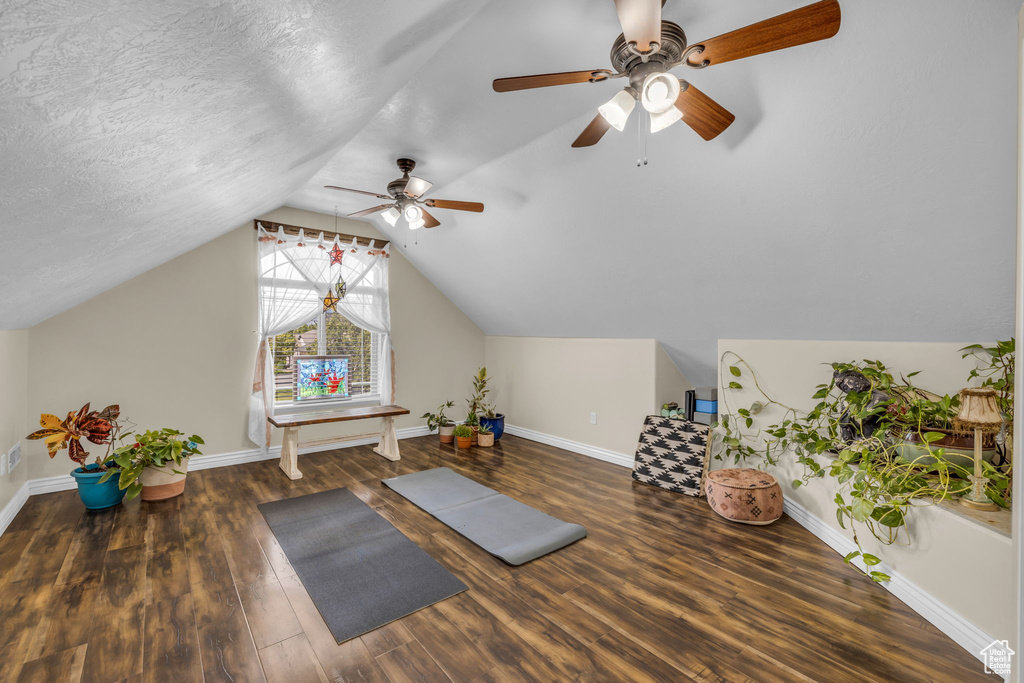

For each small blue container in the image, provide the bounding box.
[695,399,718,414]
[479,413,505,440]
[70,463,127,510]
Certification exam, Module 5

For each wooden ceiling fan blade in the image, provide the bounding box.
[674,82,735,141]
[614,0,662,54]
[571,113,613,148]
[347,204,393,218]
[425,199,485,213]
[686,0,841,67]
[493,70,610,93]
[421,208,441,229]
[325,185,392,200]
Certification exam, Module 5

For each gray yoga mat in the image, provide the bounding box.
[258,488,467,643]
[382,467,587,566]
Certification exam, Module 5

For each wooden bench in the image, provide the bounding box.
[267,404,410,480]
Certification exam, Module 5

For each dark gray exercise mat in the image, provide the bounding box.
[382,467,587,565]
[258,488,466,643]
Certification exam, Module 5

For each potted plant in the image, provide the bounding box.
[26,403,127,510]
[101,428,204,501]
[469,367,505,440]
[453,424,474,449]
[477,423,495,447]
[464,411,480,444]
[422,401,456,444]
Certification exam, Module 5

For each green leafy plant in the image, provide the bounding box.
[713,348,1012,583]
[421,401,455,432]
[464,411,480,427]
[477,423,492,435]
[452,425,474,438]
[100,429,204,501]
[468,367,496,418]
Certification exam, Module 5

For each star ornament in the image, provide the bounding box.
[328,244,344,266]
[323,290,340,313]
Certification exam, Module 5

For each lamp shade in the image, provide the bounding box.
[650,106,683,133]
[640,73,681,114]
[953,387,1003,433]
[597,90,636,131]
[405,176,432,198]
[403,204,423,224]
[382,207,400,226]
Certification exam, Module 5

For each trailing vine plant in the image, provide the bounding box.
[713,347,1013,583]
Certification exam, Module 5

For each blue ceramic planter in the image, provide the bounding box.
[479,414,505,440]
[70,464,126,510]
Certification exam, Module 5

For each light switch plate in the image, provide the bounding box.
[8,441,20,472]
[0,451,7,477]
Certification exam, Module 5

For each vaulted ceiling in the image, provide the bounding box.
[2,0,1020,384]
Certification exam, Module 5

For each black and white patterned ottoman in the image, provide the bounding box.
[632,416,710,496]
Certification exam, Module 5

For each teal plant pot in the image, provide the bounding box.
[70,463,126,510]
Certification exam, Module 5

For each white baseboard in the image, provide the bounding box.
[0,482,29,536]
[782,498,1000,678]
[7,425,431,521]
[503,424,999,679]
[503,424,634,468]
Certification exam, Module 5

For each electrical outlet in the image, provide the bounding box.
[0,451,7,477]
[8,441,20,472]
[590,412,598,425]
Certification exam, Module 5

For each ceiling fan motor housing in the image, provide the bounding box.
[611,21,687,76]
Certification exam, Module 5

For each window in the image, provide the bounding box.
[271,310,379,405]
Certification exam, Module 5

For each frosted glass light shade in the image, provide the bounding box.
[640,73,681,114]
[382,207,400,226]
[405,176,433,198]
[597,90,636,132]
[650,106,683,133]
[403,205,423,223]
[409,219,425,230]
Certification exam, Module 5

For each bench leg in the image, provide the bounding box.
[373,416,401,462]
[279,426,303,480]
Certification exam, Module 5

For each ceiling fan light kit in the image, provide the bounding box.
[493,0,841,150]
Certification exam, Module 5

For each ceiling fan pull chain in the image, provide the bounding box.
[643,111,649,166]
[636,109,642,167]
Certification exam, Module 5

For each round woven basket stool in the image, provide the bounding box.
[705,468,783,525]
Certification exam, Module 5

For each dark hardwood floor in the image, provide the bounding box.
[0,435,991,682]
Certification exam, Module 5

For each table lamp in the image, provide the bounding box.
[953,387,1003,511]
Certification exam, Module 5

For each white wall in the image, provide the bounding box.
[25,207,485,480]
[716,339,1016,647]
[0,331,28,519]
[485,336,690,457]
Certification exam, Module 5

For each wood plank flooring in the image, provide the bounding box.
[0,435,992,682]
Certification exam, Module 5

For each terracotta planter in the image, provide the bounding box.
[439,424,455,444]
[456,436,473,449]
[140,456,190,501]
[477,432,495,447]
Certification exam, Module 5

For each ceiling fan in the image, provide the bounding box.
[492,0,841,146]
[325,158,484,230]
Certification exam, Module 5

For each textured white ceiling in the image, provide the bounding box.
[2,1,1020,386]
[290,0,1022,385]
[0,0,484,328]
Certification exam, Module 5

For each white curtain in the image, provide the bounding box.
[248,223,392,448]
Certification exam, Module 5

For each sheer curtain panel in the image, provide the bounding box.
[248,223,392,448]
